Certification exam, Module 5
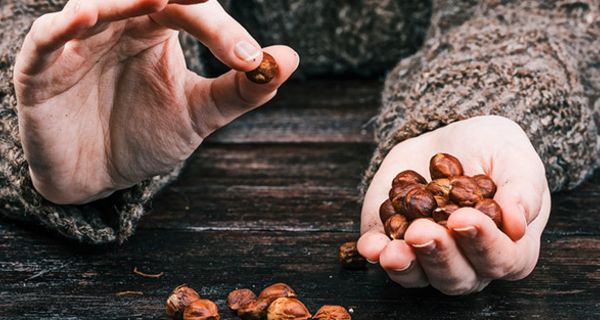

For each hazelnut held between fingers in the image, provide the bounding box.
[183,299,220,320]
[245,52,278,84]
[267,297,311,320]
[166,284,201,319]
[338,241,367,270]
[313,305,352,320]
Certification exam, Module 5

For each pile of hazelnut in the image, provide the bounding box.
[166,283,352,320]
[380,153,502,240]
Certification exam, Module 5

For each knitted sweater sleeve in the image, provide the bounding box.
[0,1,204,244]
[362,0,600,194]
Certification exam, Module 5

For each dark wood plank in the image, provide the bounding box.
[142,143,373,232]
[0,222,598,319]
[206,79,381,143]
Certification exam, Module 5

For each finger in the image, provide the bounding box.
[379,240,429,288]
[357,230,390,264]
[359,141,432,234]
[153,0,263,71]
[448,208,535,279]
[404,219,481,295]
[17,2,98,74]
[492,145,547,240]
[186,45,299,138]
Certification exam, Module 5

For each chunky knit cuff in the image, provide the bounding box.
[0,1,192,244]
[362,0,600,195]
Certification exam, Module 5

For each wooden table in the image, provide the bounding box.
[1,79,599,319]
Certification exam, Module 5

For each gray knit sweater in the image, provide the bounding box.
[0,0,598,244]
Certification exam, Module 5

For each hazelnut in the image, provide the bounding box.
[266,297,311,320]
[313,305,352,320]
[403,187,437,220]
[449,176,483,207]
[389,183,422,213]
[429,153,464,179]
[474,199,503,227]
[384,214,409,240]
[183,299,220,320]
[258,283,297,301]
[338,241,367,270]
[392,170,426,187]
[237,298,271,320]
[227,288,257,311]
[166,284,201,319]
[473,174,497,198]
[432,204,459,222]
[427,178,452,198]
[427,179,452,206]
[379,199,396,224]
[245,52,278,84]
[437,220,448,228]
[433,195,448,207]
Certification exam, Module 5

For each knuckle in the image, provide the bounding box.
[138,0,168,12]
[436,282,474,296]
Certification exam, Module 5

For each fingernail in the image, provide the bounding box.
[411,240,436,253]
[367,259,378,264]
[453,226,478,238]
[234,41,261,62]
[392,262,413,273]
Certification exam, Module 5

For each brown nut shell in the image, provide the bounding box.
[392,170,427,187]
[267,297,311,320]
[245,52,278,84]
[166,284,201,320]
[227,289,256,311]
[449,176,483,207]
[338,241,367,270]
[403,187,438,220]
[473,174,497,198]
[237,298,270,320]
[474,199,503,227]
[390,183,422,213]
[379,198,396,224]
[432,204,459,222]
[429,153,464,179]
[313,305,352,320]
[427,179,452,198]
[258,283,297,301]
[183,299,220,320]
[384,214,409,240]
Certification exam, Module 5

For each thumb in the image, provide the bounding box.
[185,45,299,138]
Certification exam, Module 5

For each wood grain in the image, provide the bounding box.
[1,79,599,319]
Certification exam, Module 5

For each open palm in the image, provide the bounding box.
[14,0,299,204]
[358,116,551,295]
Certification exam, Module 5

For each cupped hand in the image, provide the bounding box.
[357,116,551,295]
[14,0,299,204]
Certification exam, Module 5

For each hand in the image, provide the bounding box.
[357,116,551,295]
[14,0,299,204]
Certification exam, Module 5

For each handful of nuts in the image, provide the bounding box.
[381,153,502,240]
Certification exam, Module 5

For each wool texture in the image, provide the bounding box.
[361,0,600,195]
[0,0,598,244]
